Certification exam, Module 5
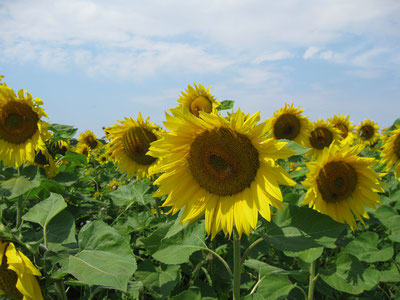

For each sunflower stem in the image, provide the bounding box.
[308,260,318,300]
[54,280,68,300]
[233,230,241,300]
[16,196,23,229]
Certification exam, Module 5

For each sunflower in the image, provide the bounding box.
[0,84,51,168]
[50,139,69,156]
[305,119,342,159]
[381,125,400,179]
[356,119,380,146]
[97,153,109,165]
[108,180,124,190]
[0,240,43,300]
[328,114,355,145]
[301,144,384,229]
[266,103,312,146]
[77,130,102,150]
[33,147,57,178]
[148,109,296,238]
[173,83,220,117]
[74,142,91,157]
[106,113,162,179]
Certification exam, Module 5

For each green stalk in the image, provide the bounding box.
[233,230,241,300]
[54,280,68,300]
[308,260,317,300]
[16,196,23,228]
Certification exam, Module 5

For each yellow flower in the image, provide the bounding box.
[173,83,220,117]
[97,153,109,165]
[106,113,162,179]
[0,84,51,168]
[74,142,91,157]
[328,114,355,145]
[0,240,43,300]
[266,103,313,146]
[93,192,103,199]
[356,119,380,146]
[77,130,102,150]
[305,119,342,159]
[302,144,384,230]
[381,125,400,179]
[148,108,296,238]
[107,180,124,190]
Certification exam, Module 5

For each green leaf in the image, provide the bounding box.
[1,171,41,199]
[170,287,202,300]
[216,100,234,111]
[135,260,181,299]
[68,250,136,292]
[382,215,400,243]
[343,232,394,263]
[46,211,77,252]
[22,193,67,228]
[380,264,400,282]
[284,247,324,263]
[49,123,78,140]
[126,281,143,298]
[244,259,302,276]
[261,204,346,251]
[253,275,295,300]
[109,181,151,206]
[62,151,87,165]
[68,221,136,291]
[144,221,206,264]
[283,140,310,156]
[320,253,380,295]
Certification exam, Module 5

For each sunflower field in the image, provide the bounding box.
[1,76,400,300]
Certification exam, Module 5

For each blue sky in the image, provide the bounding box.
[1,0,399,138]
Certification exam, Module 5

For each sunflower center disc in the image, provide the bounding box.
[86,136,98,149]
[190,96,213,117]
[273,114,301,140]
[188,127,259,196]
[34,151,49,165]
[359,125,374,140]
[317,161,357,203]
[394,134,400,159]
[335,123,348,138]
[122,126,157,165]
[0,244,23,300]
[0,101,39,144]
[309,127,334,149]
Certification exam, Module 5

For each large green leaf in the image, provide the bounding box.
[382,215,400,243]
[109,181,152,206]
[61,151,87,165]
[68,250,136,292]
[343,232,394,263]
[22,193,67,228]
[142,221,206,264]
[49,123,78,139]
[216,100,235,111]
[261,204,346,251]
[283,140,310,156]
[244,259,302,277]
[284,247,324,263]
[245,275,296,300]
[1,170,41,198]
[320,253,380,295]
[68,221,137,291]
[46,211,77,252]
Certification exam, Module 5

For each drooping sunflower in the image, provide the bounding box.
[302,144,384,230]
[356,119,380,146]
[0,240,43,300]
[381,125,400,179]
[74,142,91,157]
[77,130,102,150]
[0,84,51,168]
[33,147,57,178]
[305,119,342,159]
[173,83,220,117]
[328,114,355,145]
[266,103,313,146]
[106,113,162,179]
[148,109,296,238]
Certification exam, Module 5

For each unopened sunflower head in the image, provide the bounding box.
[106,113,163,179]
[266,103,313,146]
[148,108,296,239]
[356,119,380,146]
[381,125,400,179]
[0,240,44,300]
[305,119,342,160]
[0,85,51,168]
[302,144,384,230]
[172,83,220,117]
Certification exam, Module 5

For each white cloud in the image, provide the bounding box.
[303,47,320,59]
[253,50,294,64]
